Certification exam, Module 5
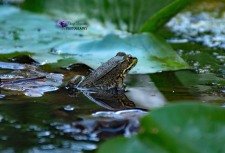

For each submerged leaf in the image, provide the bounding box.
[98,103,225,153]
[0,62,63,97]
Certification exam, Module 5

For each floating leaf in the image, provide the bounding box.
[0,5,189,74]
[98,103,225,153]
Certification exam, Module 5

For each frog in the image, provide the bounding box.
[67,52,138,92]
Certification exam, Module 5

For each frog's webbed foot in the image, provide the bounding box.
[66,75,85,89]
[67,87,80,97]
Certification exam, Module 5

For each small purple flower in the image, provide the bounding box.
[56,19,69,28]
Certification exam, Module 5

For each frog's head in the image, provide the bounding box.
[116,52,138,75]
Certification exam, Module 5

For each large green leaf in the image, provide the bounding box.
[0,5,189,74]
[98,103,225,153]
[21,0,192,33]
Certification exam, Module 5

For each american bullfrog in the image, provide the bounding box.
[67,52,137,91]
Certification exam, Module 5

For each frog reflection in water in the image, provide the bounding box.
[67,52,138,110]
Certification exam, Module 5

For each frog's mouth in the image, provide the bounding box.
[123,57,138,74]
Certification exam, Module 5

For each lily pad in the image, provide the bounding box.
[98,103,225,153]
[0,5,189,74]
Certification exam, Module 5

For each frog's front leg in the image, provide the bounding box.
[66,75,85,89]
[115,76,125,92]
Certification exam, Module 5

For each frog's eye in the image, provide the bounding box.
[126,54,132,60]
[124,54,132,61]
[116,52,126,56]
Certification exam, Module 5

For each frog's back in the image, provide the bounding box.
[80,56,124,87]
